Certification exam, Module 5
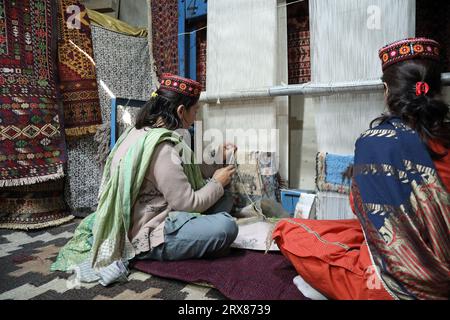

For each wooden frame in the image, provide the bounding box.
[178,0,207,80]
[110,97,147,149]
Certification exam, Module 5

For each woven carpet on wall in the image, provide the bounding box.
[0,0,66,187]
[91,24,154,123]
[287,0,311,84]
[150,0,179,76]
[57,0,102,138]
[196,26,207,89]
[0,0,72,229]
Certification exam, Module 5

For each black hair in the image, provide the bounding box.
[135,88,199,131]
[371,58,450,159]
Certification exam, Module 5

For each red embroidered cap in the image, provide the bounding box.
[158,73,202,99]
[378,37,441,71]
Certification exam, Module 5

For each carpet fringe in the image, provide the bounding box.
[0,166,65,188]
[0,215,75,230]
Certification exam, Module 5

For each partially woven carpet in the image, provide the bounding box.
[230,152,281,212]
[57,0,102,137]
[133,249,306,300]
[316,152,354,194]
[0,0,66,187]
[315,152,355,220]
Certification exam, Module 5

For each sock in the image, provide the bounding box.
[293,275,328,300]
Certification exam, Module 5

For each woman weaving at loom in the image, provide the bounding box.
[273,38,449,300]
[51,74,238,284]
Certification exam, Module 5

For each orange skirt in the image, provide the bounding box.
[273,218,393,300]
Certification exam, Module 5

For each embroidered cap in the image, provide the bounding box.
[378,37,441,71]
[158,73,202,99]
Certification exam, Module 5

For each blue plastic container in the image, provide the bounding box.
[280,189,302,217]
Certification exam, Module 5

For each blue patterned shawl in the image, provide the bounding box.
[352,117,450,300]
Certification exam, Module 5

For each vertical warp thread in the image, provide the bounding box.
[309,0,416,218]
[204,0,289,179]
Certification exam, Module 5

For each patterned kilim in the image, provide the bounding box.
[151,0,178,76]
[0,0,66,187]
[287,0,311,84]
[57,0,102,137]
[0,220,224,299]
[0,179,73,230]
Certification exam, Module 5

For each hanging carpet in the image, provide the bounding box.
[0,0,66,187]
[57,0,102,138]
[64,23,155,215]
[150,0,179,76]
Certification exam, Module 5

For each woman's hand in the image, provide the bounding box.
[221,143,238,164]
[213,165,236,187]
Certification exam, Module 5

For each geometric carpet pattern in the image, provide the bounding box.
[0,220,225,300]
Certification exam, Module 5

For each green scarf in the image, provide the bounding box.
[51,127,205,272]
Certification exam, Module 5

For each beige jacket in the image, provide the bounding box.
[109,127,224,255]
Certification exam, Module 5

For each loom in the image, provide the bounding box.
[304,0,415,218]
[202,0,448,220]
[204,0,289,181]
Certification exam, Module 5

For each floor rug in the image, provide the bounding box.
[133,249,306,300]
[0,0,66,187]
[0,219,224,300]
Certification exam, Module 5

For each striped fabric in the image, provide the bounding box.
[352,117,450,300]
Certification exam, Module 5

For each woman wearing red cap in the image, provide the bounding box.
[273,38,450,300]
[52,74,238,281]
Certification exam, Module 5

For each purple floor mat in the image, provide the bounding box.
[132,249,307,300]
